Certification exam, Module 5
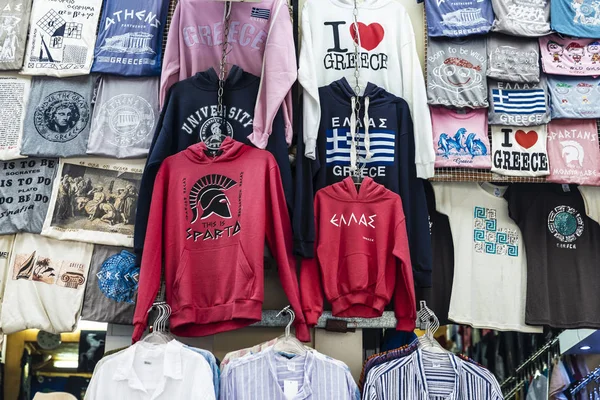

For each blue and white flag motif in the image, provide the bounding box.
[251,7,271,20]
[492,89,546,115]
[326,128,395,166]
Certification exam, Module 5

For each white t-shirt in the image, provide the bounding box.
[432,182,542,333]
[0,73,29,160]
[0,235,15,333]
[298,0,434,178]
[491,125,550,177]
[0,233,93,334]
[20,0,102,76]
[579,186,600,226]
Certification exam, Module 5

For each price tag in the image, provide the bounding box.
[284,381,299,399]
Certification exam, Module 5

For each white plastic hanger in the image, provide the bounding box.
[272,306,306,356]
[141,302,174,344]
[416,301,447,354]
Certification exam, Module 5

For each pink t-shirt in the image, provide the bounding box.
[540,35,600,76]
[430,106,491,169]
[547,119,600,185]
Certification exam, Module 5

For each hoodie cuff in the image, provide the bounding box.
[303,310,321,327]
[293,239,315,258]
[285,123,293,147]
[294,321,311,342]
[132,323,146,343]
[415,161,435,179]
[413,268,432,289]
[396,317,416,332]
[247,130,270,150]
[304,139,317,160]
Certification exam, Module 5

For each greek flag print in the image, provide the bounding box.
[326,128,395,166]
[251,7,271,20]
[492,88,546,115]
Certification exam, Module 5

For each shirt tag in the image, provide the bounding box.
[143,361,152,365]
[283,381,299,399]
[562,184,571,192]
[494,187,502,197]
[287,363,296,372]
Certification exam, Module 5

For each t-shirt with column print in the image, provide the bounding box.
[433,182,542,333]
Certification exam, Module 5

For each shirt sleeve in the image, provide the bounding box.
[300,193,323,326]
[159,2,181,107]
[432,182,452,217]
[392,215,417,331]
[298,3,320,160]
[247,0,297,149]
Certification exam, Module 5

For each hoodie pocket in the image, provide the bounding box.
[337,252,377,295]
[174,244,255,309]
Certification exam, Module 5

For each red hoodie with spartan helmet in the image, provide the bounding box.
[132,137,309,341]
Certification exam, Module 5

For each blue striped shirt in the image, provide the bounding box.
[364,349,504,399]
[220,348,359,399]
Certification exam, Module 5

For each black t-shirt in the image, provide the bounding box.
[416,181,455,325]
[505,183,600,328]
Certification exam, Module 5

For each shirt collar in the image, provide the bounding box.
[113,340,184,391]
[266,348,315,400]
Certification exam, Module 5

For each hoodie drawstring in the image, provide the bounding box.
[350,96,358,172]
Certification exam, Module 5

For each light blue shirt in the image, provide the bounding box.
[186,346,220,398]
[548,76,600,119]
[551,0,600,38]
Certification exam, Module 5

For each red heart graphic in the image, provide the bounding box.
[515,130,538,149]
[350,22,385,51]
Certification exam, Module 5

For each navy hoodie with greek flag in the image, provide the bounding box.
[134,66,291,262]
[295,77,432,287]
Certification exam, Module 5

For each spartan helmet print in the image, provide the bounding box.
[189,174,237,223]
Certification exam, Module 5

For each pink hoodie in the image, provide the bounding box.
[161,0,295,148]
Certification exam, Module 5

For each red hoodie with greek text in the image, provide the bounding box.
[133,138,308,341]
[300,177,416,331]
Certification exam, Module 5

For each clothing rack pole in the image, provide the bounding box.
[500,336,560,389]
[570,365,600,396]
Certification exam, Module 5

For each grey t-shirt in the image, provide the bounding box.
[487,34,540,84]
[427,37,488,108]
[0,158,57,234]
[21,75,95,157]
[488,77,550,126]
[81,246,137,325]
[491,0,551,37]
[87,76,159,159]
[0,0,32,70]
[548,76,600,119]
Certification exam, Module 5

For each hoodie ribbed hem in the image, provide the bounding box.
[416,161,435,179]
[331,292,388,318]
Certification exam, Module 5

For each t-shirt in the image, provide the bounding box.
[86,76,159,159]
[548,76,600,119]
[551,0,600,39]
[547,119,600,185]
[430,106,491,169]
[424,0,494,37]
[20,0,102,76]
[0,158,57,234]
[427,37,488,108]
[0,233,93,334]
[580,186,600,225]
[41,157,144,247]
[487,34,540,83]
[80,246,137,325]
[491,0,551,36]
[21,75,95,157]
[433,182,542,333]
[488,77,550,126]
[540,36,600,76]
[505,184,600,329]
[0,234,15,333]
[0,73,29,160]
[92,0,170,76]
[0,0,33,70]
[491,125,549,177]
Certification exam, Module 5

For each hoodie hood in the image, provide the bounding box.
[184,137,248,163]
[329,0,393,9]
[329,77,400,107]
[328,177,389,201]
[190,65,258,91]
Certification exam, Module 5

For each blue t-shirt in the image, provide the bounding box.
[92,0,170,76]
[425,0,494,37]
[551,0,600,38]
[548,76,600,119]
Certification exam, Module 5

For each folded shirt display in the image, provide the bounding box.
[551,0,600,39]
[427,37,488,109]
[21,0,102,76]
[491,125,550,177]
[488,77,550,126]
[21,75,95,157]
[0,233,93,334]
[548,76,600,119]
[490,0,551,37]
[0,234,15,333]
[540,36,600,76]
[0,0,33,70]
[424,0,493,37]
[486,34,541,83]
[0,73,30,160]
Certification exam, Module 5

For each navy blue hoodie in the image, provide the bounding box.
[134,66,291,261]
[295,78,432,287]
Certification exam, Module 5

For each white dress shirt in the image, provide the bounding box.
[85,340,215,400]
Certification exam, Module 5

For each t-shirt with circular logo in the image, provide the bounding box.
[21,75,94,157]
[86,75,159,159]
[505,183,600,329]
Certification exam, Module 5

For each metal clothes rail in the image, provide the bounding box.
[571,365,600,396]
[253,310,397,329]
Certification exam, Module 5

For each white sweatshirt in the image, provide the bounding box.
[1,233,93,334]
[298,0,435,178]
